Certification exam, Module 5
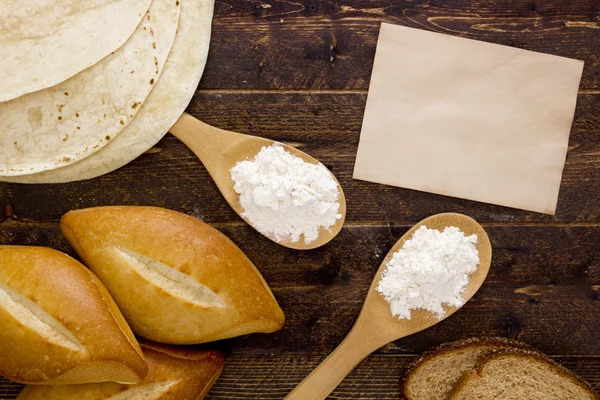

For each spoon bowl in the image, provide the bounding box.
[285,213,492,399]
[169,112,346,250]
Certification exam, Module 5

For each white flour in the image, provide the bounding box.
[230,144,342,244]
[377,226,479,320]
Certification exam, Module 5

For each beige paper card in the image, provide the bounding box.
[353,23,584,214]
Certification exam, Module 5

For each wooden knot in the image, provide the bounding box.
[503,315,522,339]
[4,205,15,219]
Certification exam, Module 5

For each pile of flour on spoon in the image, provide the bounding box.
[377,226,479,320]
[230,144,341,244]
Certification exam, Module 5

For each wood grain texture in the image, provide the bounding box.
[1,92,600,224]
[1,355,599,399]
[1,0,599,398]
[198,0,600,90]
[0,223,598,356]
[210,355,600,399]
[2,222,599,286]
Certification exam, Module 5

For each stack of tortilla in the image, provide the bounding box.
[0,0,214,183]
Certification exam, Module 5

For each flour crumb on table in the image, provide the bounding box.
[230,144,341,244]
[377,226,479,320]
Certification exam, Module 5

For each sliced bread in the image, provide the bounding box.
[448,351,600,400]
[403,337,531,400]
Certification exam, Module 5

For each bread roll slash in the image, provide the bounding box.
[18,342,224,400]
[61,206,285,344]
[0,246,147,385]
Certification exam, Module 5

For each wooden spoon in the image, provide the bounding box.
[169,112,346,250]
[285,213,492,399]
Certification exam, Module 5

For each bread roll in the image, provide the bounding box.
[0,246,147,385]
[61,206,285,344]
[17,342,225,400]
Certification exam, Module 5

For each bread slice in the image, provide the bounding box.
[60,206,285,344]
[449,351,600,400]
[0,246,147,385]
[17,341,225,399]
[403,337,531,400]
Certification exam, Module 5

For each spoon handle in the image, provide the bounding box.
[170,113,231,161]
[285,326,378,400]
[170,112,251,195]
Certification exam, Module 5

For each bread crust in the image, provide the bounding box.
[0,246,147,385]
[402,337,532,400]
[17,341,225,399]
[448,349,600,400]
[60,206,285,344]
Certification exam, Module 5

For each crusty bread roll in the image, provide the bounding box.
[0,246,147,385]
[61,206,285,344]
[17,341,225,400]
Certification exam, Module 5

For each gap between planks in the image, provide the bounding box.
[196,88,367,95]
[3,220,600,228]
[224,353,600,358]
[196,89,600,95]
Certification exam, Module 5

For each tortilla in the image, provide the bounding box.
[0,0,180,176]
[1,0,214,183]
[0,0,152,102]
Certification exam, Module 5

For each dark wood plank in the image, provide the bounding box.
[1,223,598,356]
[0,378,21,400]
[1,1,599,398]
[2,222,599,287]
[208,355,600,399]
[1,354,599,399]
[214,0,600,20]
[2,92,599,224]
[200,0,600,90]
[251,283,600,357]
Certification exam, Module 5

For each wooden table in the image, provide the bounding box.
[1,1,600,398]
